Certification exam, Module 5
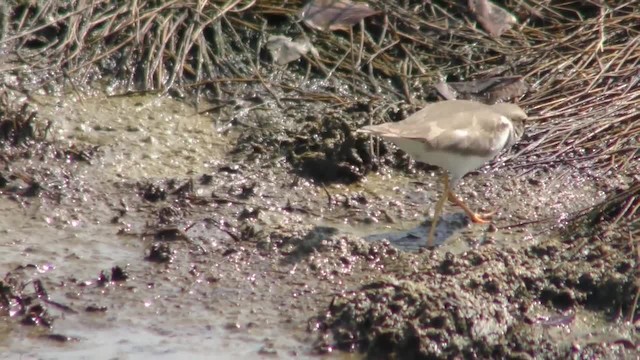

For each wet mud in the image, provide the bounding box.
[0,89,637,359]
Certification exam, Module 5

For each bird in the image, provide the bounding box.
[358,99,528,247]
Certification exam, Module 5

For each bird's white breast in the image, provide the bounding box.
[493,115,514,153]
[385,137,495,180]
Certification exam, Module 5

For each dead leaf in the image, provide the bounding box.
[468,0,517,37]
[300,0,380,32]
[266,35,316,65]
[434,76,528,103]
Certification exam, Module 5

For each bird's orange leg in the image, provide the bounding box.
[426,173,449,248]
[447,191,496,224]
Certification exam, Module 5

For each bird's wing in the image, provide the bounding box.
[361,109,512,156]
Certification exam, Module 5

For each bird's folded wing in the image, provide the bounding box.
[361,109,512,157]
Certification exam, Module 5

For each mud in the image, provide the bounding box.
[0,90,638,359]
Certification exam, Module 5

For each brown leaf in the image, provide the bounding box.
[300,0,380,32]
[468,0,517,37]
[434,76,528,104]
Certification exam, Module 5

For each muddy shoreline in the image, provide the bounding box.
[1,0,639,359]
[0,92,636,359]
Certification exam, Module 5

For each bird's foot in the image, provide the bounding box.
[468,209,497,224]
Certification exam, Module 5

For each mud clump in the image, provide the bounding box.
[232,106,376,183]
[1,269,55,328]
[0,90,37,145]
[314,243,639,358]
